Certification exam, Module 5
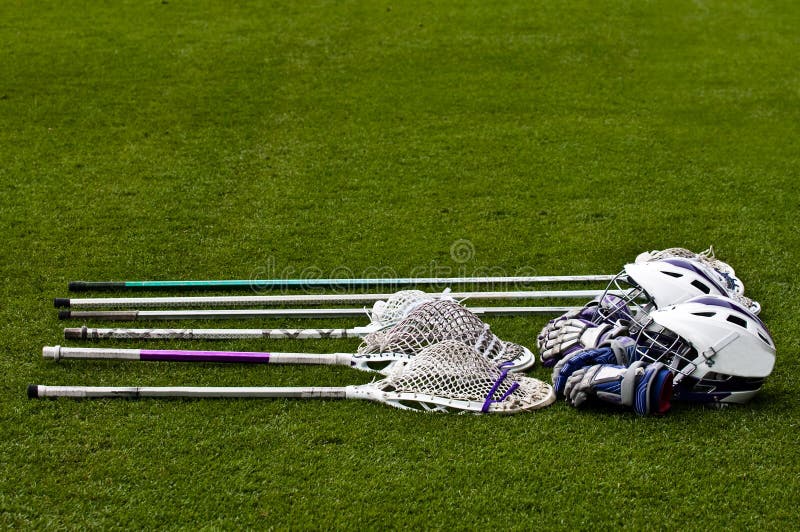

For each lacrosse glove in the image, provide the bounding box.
[538,317,630,367]
[536,298,608,353]
[551,338,638,396]
[564,361,673,415]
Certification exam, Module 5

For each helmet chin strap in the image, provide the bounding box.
[671,331,739,386]
[701,331,739,366]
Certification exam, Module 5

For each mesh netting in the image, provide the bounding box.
[369,290,436,328]
[375,340,552,412]
[358,299,532,368]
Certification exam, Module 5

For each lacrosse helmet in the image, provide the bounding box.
[634,246,744,295]
[593,258,758,327]
[632,295,776,404]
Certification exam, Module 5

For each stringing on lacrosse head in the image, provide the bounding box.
[368,290,438,328]
[358,299,536,372]
[349,340,554,413]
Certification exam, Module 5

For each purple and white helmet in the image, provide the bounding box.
[634,246,744,295]
[593,258,761,327]
[631,295,775,404]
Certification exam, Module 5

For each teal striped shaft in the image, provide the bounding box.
[69,274,614,291]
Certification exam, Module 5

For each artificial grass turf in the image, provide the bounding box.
[2,0,800,528]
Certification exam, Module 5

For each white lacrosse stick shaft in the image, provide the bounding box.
[29,384,351,399]
[57,305,580,321]
[55,290,620,309]
[41,345,408,373]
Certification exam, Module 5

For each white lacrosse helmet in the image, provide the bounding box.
[594,258,760,327]
[632,295,776,404]
[634,246,744,295]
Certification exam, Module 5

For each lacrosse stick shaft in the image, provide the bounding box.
[64,326,357,340]
[28,384,349,399]
[57,306,579,321]
[58,308,368,320]
[55,290,617,309]
[68,275,615,291]
[43,346,354,365]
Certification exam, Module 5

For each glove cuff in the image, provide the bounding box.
[578,323,613,348]
[634,363,673,415]
[608,336,637,365]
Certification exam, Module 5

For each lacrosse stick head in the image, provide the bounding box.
[593,258,760,328]
[368,290,437,329]
[631,295,775,405]
[357,299,536,372]
[348,340,555,413]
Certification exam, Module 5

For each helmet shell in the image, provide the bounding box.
[624,258,730,308]
[649,295,775,379]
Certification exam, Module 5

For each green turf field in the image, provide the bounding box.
[2,0,799,528]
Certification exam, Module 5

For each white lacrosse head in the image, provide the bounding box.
[358,299,536,372]
[633,295,775,404]
[594,258,760,327]
[347,340,555,414]
[368,290,437,329]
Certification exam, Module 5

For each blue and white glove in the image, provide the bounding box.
[536,294,633,348]
[536,295,621,351]
[564,361,674,415]
[538,317,630,367]
[551,337,638,395]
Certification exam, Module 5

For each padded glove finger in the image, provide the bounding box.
[551,347,620,396]
[540,319,631,367]
[607,336,638,366]
[536,297,609,352]
[536,309,583,352]
[564,364,605,408]
[539,319,595,364]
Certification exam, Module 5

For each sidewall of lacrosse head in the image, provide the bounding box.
[349,352,416,374]
[345,378,555,414]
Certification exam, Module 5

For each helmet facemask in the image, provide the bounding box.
[592,270,655,329]
[633,318,701,379]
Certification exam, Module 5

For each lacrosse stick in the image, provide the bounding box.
[64,289,437,340]
[67,274,615,292]
[30,341,556,414]
[54,299,538,372]
[61,287,588,342]
[58,305,578,321]
[66,326,359,340]
[66,247,729,293]
[54,289,619,309]
[43,345,410,373]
